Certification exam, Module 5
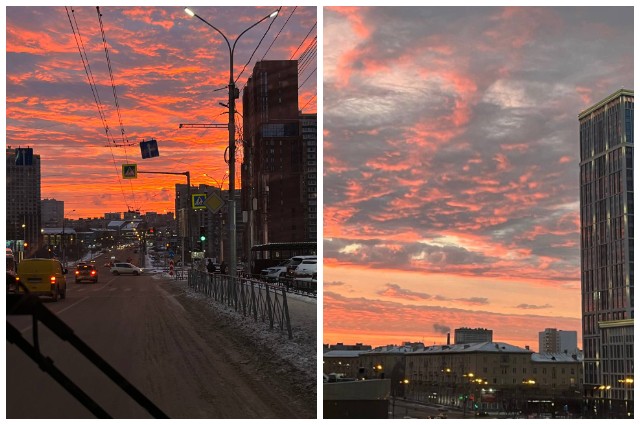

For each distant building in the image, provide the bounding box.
[404,342,582,416]
[41,198,64,227]
[538,328,578,355]
[454,327,493,344]
[104,212,122,221]
[6,146,41,257]
[579,89,634,418]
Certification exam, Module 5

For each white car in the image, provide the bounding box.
[260,263,289,282]
[111,262,143,275]
[293,259,317,278]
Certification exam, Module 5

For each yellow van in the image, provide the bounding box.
[16,258,68,301]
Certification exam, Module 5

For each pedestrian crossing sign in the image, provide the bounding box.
[122,164,137,179]
[192,193,207,209]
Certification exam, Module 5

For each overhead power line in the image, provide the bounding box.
[290,22,316,60]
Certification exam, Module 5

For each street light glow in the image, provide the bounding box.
[184,7,195,17]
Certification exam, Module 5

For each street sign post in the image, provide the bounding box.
[204,192,224,214]
[192,194,207,209]
[122,164,137,179]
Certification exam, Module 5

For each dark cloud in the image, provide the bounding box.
[324,6,631,286]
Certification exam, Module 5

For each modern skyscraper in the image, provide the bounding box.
[242,60,309,255]
[538,328,578,355]
[579,89,633,418]
[6,146,41,257]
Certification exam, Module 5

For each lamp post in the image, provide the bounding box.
[185,6,278,278]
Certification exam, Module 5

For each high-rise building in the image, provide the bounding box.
[454,327,493,344]
[300,113,318,242]
[242,60,309,257]
[579,89,633,418]
[538,328,578,355]
[6,146,41,256]
[41,198,64,228]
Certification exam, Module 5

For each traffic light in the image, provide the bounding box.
[23,242,28,248]
[148,227,155,234]
[199,226,206,242]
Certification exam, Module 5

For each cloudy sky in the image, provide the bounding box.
[5,5,316,218]
[323,6,633,350]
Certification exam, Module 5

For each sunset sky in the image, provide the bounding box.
[323,7,633,350]
[5,5,316,218]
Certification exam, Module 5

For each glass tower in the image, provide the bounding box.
[579,89,634,418]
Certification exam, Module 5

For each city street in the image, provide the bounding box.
[6,263,316,419]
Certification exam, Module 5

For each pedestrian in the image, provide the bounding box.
[206,258,215,278]
[220,261,228,275]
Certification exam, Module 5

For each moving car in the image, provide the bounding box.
[111,262,143,275]
[75,263,98,283]
[16,258,68,301]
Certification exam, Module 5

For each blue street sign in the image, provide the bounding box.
[192,194,207,209]
[168,250,175,258]
[140,139,159,159]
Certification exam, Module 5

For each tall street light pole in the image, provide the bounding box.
[185,7,278,278]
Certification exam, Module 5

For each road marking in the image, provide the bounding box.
[19,296,89,334]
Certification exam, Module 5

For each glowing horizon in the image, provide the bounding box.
[6,6,317,219]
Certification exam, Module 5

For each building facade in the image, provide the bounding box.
[454,328,493,344]
[538,328,578,355]
[300,113,318,242]
[241,60,307,261]
[578,89,634,418]
[6,146,41,257]
[41,198,64,228]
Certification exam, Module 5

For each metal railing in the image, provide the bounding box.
[187,270,292,339]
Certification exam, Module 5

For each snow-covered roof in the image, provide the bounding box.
[107,220,126,228]
[324,350,367,359]
[531,352,583,363]
[42,228,76,235]
[406,341,531,356]
[363,345,416,355]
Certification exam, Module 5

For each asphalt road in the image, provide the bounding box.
[6,257,316,419]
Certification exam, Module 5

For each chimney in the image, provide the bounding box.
[447,333,450,345]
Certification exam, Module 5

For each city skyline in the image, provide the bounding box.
[323,6,633,350]
[5,6,317,218]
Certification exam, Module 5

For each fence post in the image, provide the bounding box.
[281,287,293,339]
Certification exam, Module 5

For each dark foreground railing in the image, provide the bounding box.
[187,270,293,339]
[6,282,169,419]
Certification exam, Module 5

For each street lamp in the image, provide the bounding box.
[203,172,229,190]
[185,6,279,278]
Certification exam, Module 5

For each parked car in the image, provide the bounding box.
[293,258,317,278]
[285,255,317,278]
[111,262,143,275]
[75,263,98,283]
[260,262,289,282]
[16,258,68,301]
